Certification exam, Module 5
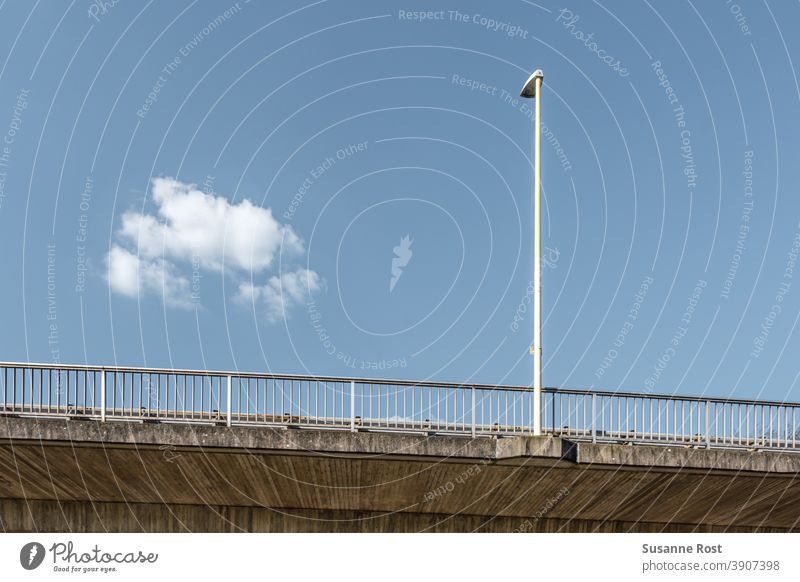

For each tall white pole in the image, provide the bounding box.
[532,74,543,436]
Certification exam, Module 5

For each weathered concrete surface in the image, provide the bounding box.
[0,499,782,533]
[1,417,799,532]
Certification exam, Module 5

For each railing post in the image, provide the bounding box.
[100,368,106,422]
[226,376,232,427]
[591,393,596,443]
[705,400,710,449]
[471,386,476,438]
[350,381,355,432]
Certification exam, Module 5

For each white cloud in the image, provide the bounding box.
[238,269,321,323]
[119,177,303,273]
[106,246,192,308]
[106,178,319,321]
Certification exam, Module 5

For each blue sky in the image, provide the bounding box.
[0,0,798,403]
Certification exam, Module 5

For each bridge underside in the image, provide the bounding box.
[1,417,799,532]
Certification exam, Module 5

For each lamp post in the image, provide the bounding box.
[520,69,544,436]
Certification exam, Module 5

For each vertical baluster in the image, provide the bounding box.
[496,389,500,432]
[770,405,774,448]
[237,377,242,423]
[24,367,30,412]
[81,370,87,415]
[350,380,356,432]
[470,386,475,437]
[462,388,466,432]
[280,378,286,422]
[581,395,586,437]
[600,395,605,440]
[99,369,105,421]
[722,402,727,445]
[273,379,278,423]
[625,397,629,439]
[573,394,576,436]
[404,386,410,428]
[21,367,27,412]
[784,406,788,448]
[671,400,676,442]
[529,390,534,434]
[154,374,160,418]
[568,394,572,435]
[746,404,750,446]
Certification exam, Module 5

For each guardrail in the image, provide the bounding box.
[1,362,799,451]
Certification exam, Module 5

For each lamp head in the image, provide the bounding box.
[520,69,544,98]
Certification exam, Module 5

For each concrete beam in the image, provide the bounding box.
[2,417,799,532]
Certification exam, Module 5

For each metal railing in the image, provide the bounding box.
[1,362,799,451]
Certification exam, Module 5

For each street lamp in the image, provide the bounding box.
[520,69,544,436]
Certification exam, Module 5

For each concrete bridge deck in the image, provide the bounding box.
[2,416,799,532]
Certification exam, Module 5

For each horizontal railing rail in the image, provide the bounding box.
[1,362,799,451]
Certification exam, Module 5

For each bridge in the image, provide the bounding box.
[2,362,800,532]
